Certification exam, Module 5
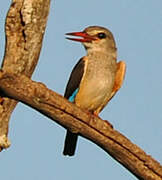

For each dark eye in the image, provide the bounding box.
[97,32,106,39]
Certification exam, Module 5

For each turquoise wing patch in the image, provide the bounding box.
[68,88,79,102]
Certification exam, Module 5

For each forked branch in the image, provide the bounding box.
[0,0,50,149]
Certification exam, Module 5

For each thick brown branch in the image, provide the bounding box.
[0,72,161,180]
[0,0,50,150]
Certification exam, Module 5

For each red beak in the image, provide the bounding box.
[65,31,96,42]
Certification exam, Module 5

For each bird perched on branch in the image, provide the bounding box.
[63,26,126,156]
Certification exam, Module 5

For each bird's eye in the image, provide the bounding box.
[97,32,106,39]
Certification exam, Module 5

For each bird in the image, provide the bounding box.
[63,26,126,156]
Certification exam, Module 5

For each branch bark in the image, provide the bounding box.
[0,0,50,149]
[0,72,162,180]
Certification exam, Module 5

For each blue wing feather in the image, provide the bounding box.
[68,88,79,102]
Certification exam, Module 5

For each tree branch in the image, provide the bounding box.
[0,0,50,149]
[0,72,161,180]
[1,1,162,180]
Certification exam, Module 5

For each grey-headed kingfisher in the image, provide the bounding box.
[63,26,126,156]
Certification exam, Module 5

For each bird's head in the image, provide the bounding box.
[66,26,116,53]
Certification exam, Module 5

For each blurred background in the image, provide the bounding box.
[0,1,162,179]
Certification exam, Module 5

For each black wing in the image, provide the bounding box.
[64,57,85,99]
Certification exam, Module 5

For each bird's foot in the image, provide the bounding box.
[93,111,113,128]
[103,120,113,129]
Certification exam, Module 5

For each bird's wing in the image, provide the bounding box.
[63,58,86,156]
[110,61,126,98]
[64,57,86,101]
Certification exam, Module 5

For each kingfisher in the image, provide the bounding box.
[63,26,126,156]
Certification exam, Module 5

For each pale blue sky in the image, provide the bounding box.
[0,1,162,180]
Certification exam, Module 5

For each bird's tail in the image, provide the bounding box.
[63,130,78,156]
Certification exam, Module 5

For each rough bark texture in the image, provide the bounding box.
[0,0,50,150]
[0,73,162,180]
